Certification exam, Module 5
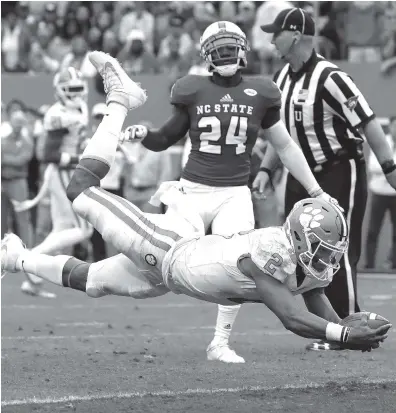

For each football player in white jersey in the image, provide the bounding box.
[20,67,93,297]
[2,52,389,353]
[2,196,390,352]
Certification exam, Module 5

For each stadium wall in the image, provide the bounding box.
[2,63,395,270]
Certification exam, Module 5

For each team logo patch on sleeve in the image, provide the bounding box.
[244,89,257,96]
[344,95,359,111]
[145,254,157,266]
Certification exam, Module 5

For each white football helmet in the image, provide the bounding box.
[53,67,88,108]
[284,198,349,282]
[200,21,249,77]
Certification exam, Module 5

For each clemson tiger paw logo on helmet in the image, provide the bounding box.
[299,207,324,229]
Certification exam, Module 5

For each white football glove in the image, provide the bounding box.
[120,125,148,143]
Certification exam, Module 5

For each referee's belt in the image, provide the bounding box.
[312,151,364,174]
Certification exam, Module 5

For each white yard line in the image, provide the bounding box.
[2,378,395,407]
[1,329,293,341]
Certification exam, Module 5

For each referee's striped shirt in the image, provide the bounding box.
[273,50,375,169]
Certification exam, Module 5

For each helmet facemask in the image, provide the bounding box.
[201,32,249,77]
[56,81,87,108]
[299,231,348,281]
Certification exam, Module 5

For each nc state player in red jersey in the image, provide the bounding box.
[123,21,338,363]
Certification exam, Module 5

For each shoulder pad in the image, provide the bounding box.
[170,75,205,106]
[250,227,296,277]
[246,76,281,108]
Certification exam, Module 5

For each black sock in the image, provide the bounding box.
[62,258,90,293]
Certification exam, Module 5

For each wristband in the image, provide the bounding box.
[258,167,274,191]
[381,160,396,175]
[325,322,351,343]
[259,167,272,176]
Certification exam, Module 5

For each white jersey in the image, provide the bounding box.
[43,101,88,156]
[162,227,331,305]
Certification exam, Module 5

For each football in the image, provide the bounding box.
[341,312,391,332]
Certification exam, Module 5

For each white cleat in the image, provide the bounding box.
[207,342,246,363]
[1,233,25,277]
[88,51,147,110]
[20,280,56,299]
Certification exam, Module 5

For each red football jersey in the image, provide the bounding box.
[171,75,281,186]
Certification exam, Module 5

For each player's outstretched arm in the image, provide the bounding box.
[302,288,341,324]
[238,257,390,348]
[124,106,190,152]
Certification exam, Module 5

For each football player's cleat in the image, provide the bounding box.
[206,342,245,363]
[305,340,343,351]
[88,51,147,110]
[200,21,249,77]
[1,233,25,276]
[284,198,349,282]
[20,280,56,299]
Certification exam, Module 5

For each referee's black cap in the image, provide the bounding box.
[260,8,316,36]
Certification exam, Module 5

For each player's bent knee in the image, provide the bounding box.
[66,159,103,202]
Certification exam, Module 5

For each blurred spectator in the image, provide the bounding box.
[219,2,238,21]
[75,4,92,35]
[60,35,96,78]
[158,15,194,61]
[61,17,81,41]
[87,27,103,51]
[118,2,155,52]
[251,1,293,73]
[308,2,342,60]
[158,33,190,80]
[1,8,31,72]
[94,10,114,35]
[334,1,385,63]
[381,6,396,75]
[29,23,60,73]
[1,110,34,248]
[117,30,159,75]
[125,121,173,213]
[365,116,396,270]
[193,2,218,33]
[43,2,58,26]
[153,2,175,55]
[102,29,121,56]
[235,1,256,41]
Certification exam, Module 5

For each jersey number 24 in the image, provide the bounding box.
[198,116,248,155]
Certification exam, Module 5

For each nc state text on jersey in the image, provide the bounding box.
[196,104,254,115]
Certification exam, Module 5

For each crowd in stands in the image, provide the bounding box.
[2,1,396,79]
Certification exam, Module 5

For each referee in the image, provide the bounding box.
[254,8,396,350]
